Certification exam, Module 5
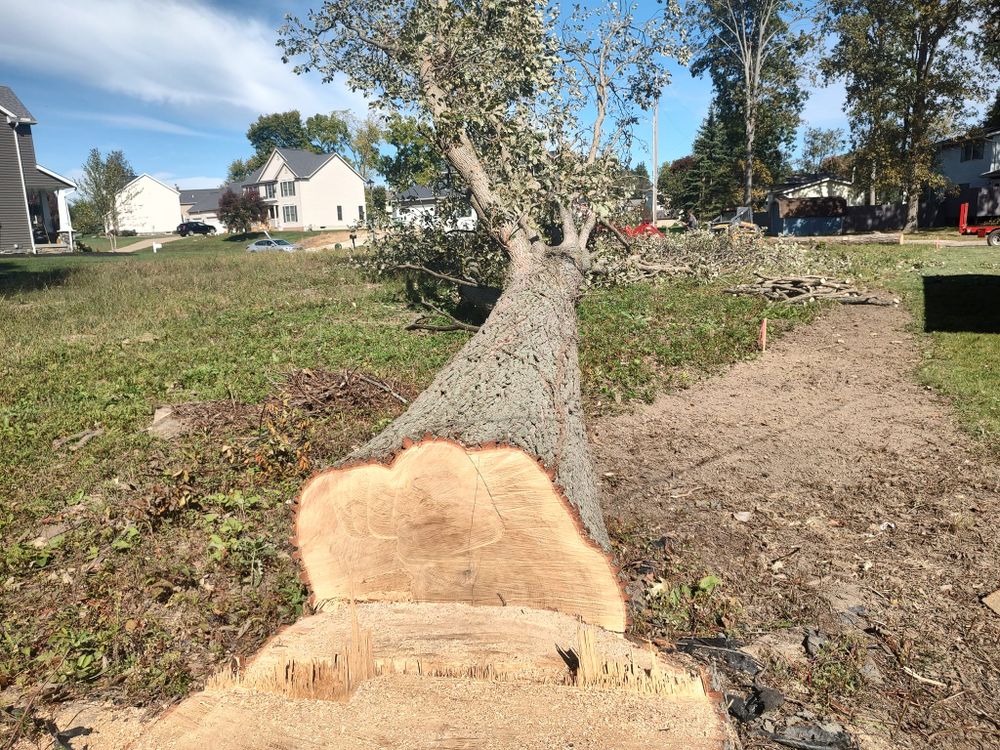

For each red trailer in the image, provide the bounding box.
[959,202,1000,246]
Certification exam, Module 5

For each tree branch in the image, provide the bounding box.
[395,263,480,287]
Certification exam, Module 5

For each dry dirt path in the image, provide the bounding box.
[592,303,1000,749]
[110,234,182,253]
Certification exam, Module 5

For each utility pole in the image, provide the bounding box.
[650,99,659,224]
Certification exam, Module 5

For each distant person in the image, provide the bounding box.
[686,209,699,231]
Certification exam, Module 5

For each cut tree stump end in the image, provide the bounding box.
[294,439,628,632]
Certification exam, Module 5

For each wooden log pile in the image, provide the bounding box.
[725,275,896,306]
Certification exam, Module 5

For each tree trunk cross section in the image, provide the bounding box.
[295,439,626,632]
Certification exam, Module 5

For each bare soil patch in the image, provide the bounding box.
[593,304,1000,749]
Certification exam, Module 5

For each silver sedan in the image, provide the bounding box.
[246,238,303,253]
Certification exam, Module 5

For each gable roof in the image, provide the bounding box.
[27,165,76,191]
[275,148,335,178]
[393,184,465,202]
[0,85,36,124]
[935,128,1000,148]
[251,148,364,182]
[769,173,853,194]
[118,173,180,196]
[179,187,223,213]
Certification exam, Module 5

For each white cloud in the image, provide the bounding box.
[63,111,211,137]
[0,0,368,125]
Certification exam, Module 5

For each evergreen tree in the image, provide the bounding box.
[662,108,736,218]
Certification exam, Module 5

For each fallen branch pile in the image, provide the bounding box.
[725,275,896,306]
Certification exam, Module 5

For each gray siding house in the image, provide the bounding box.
[1,86,76,254]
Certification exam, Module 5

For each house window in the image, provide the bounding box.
[961,141,985,162]
[337,205,343,221]
[359,205,365,221]
[264,183,276,199]
[282,205,298,223]
[280,180,296,197]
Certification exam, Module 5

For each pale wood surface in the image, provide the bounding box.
[127,603,729,750]
[295,441,627,631]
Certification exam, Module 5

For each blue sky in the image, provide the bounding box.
[0,0,850,189]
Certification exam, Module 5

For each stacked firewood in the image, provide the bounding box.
[725,275,896,305]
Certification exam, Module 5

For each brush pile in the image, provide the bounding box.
[724,275,897,305]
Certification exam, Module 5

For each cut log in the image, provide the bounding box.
[294,258,626,630]
[127,603,732,750]
[296,440,626,631]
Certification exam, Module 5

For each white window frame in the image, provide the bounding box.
[264,183,276,199]
[282,205,298,223]
[280,180,296,197]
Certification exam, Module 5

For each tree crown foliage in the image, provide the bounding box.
[279,0,687,273]
[217,189,269,235]
[77,148,137,235]
[229,109,385,181]
[688,0,811,204]
[799,127,846,174]
[821,0,992,209]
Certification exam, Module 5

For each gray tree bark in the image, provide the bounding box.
[345,252,609,549]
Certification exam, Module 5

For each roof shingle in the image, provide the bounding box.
[0,85,36,123]
[273,148,336,178]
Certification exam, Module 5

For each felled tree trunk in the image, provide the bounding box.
[295,253,627,632]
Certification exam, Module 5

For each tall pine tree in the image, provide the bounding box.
[662,107,737,218]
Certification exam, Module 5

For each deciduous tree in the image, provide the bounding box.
[77,148,136,249]
[278,0,686,625]
[227,158,252,183]
[379,113,444,190]
[799,126,846,173]
[305,111,352,154]
[823,0,988,225]
[218,189,269,235]
[689,0,811,206]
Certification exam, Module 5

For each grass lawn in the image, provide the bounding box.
[801,238,1000,452]
[0,235,995,710]
[885,243,1000,452]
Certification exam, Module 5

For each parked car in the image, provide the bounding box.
[246,238,303,253]
[176,221,217,237]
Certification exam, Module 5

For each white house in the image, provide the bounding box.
[765,174,863,209]
[122,148,365,235]
[113,174,181,234]
[391,184,477,230]
[935,128,1000,189]
[244,148,367,231]
[179,188,225,231]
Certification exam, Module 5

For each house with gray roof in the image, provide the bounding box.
[239,147,366,231]
[1,85,76,253]
[935,127,1000,190]
[179,187,225,230]
[129,147,367,234]
[391,183,477,230]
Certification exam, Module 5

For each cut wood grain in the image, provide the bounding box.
[294,440,627,632]
[129,603,732,750]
